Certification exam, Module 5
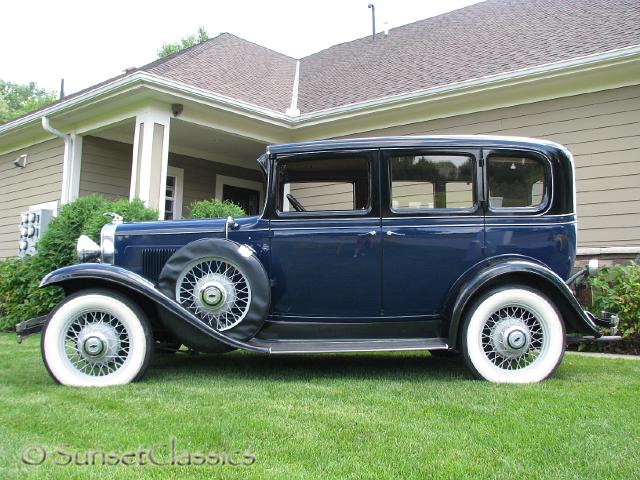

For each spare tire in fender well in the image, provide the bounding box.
[157,238,270,341]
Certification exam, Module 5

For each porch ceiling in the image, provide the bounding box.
[87,117,267,170]
[169,118,266,163]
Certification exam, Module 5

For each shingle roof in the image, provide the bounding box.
[143,33,297,112]
[6,0,640,124]
[297,0,640,112]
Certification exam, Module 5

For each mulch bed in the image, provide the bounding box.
[568,333,640,355]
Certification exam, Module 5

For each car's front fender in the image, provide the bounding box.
[40,264,269,353]
[443,255,600,349]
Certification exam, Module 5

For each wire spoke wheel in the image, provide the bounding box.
[63,311,131,377]
[481,305,545,371]
[462,287,565,383]
[42,290,152,387]
[176,257,252,331]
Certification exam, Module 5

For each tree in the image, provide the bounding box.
[157,27,210,59]
[0,80,57,125]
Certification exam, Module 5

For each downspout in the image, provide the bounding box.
[42,116,73,204]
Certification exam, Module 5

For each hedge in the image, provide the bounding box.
[0,195,156,331]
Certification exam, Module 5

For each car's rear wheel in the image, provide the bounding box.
[41,289,153,387]
[461,286,565,383]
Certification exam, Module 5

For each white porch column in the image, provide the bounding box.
[67,134,83,202]
[130,106,171,219]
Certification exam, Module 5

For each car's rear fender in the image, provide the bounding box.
[39,264,269,353]
[442,255,600,349]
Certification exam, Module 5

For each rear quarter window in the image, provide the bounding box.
[487,154,548,210]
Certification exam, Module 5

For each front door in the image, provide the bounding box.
[223,184,260,215]
[381,149,485,317]
[269,150,382,319]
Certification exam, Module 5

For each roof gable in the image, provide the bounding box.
[144,33,297,112]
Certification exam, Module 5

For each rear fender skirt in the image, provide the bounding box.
[443,255,600,349]
[39,264,268,353]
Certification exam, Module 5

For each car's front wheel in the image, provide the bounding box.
[41,289,153,387]
[461,286,565,383]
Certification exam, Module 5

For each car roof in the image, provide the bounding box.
[267,135,567,155]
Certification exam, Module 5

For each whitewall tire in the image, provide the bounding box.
[41,290,153,387]
[461,286,565,383]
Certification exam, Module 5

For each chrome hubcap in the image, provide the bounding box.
[82,334,106,357]
[64,311,130,376]
[507,327,527,350]
[200,284,225,307]
[482,306,544,370]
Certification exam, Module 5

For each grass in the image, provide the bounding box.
[0,332,638,479]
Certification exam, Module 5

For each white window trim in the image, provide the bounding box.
[167,166,184,220]
[215,175,264,209]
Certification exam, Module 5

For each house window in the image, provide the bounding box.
[165,166,184,220]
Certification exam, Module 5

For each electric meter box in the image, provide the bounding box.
[18,209,54,257]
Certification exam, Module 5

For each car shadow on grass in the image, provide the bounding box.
[146,350,474,382]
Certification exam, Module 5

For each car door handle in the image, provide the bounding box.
[359,230,377,237]
[385,231,405,236]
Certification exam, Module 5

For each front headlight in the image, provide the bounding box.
[77,235,100,263]
[100,223,117,264]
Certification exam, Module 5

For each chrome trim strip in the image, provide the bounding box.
[270,221,575,231]
[116,228,271,236]
[270,345,446,354]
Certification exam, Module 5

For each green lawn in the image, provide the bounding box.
[0,332,638,479]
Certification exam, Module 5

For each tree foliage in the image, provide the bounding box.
[0,80,57,125]
[157,27,210,59]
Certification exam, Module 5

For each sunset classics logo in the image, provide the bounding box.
[20,437,256,467]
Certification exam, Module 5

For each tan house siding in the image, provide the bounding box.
[79,136,133,200]
[79,134,263,215]
[168,152,264,217]
[78,139,264,218]
[345,85,640,248]
[0,138,64,258]
[288,182,355,211]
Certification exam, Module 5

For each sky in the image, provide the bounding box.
[0,0,483,96]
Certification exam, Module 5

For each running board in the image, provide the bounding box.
[258,338,448,354]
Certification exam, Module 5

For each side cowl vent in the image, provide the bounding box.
[142,248,178,283]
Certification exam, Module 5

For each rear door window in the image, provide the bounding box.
[390,154,475,211]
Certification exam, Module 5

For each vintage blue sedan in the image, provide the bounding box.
[20,136,619,385]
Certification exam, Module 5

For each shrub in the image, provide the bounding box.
[83,197,158,241]
[0,195,157,331]
[188,198,246,219]
[589,261,640,337]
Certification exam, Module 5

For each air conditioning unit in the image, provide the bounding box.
[18,209,54,257]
